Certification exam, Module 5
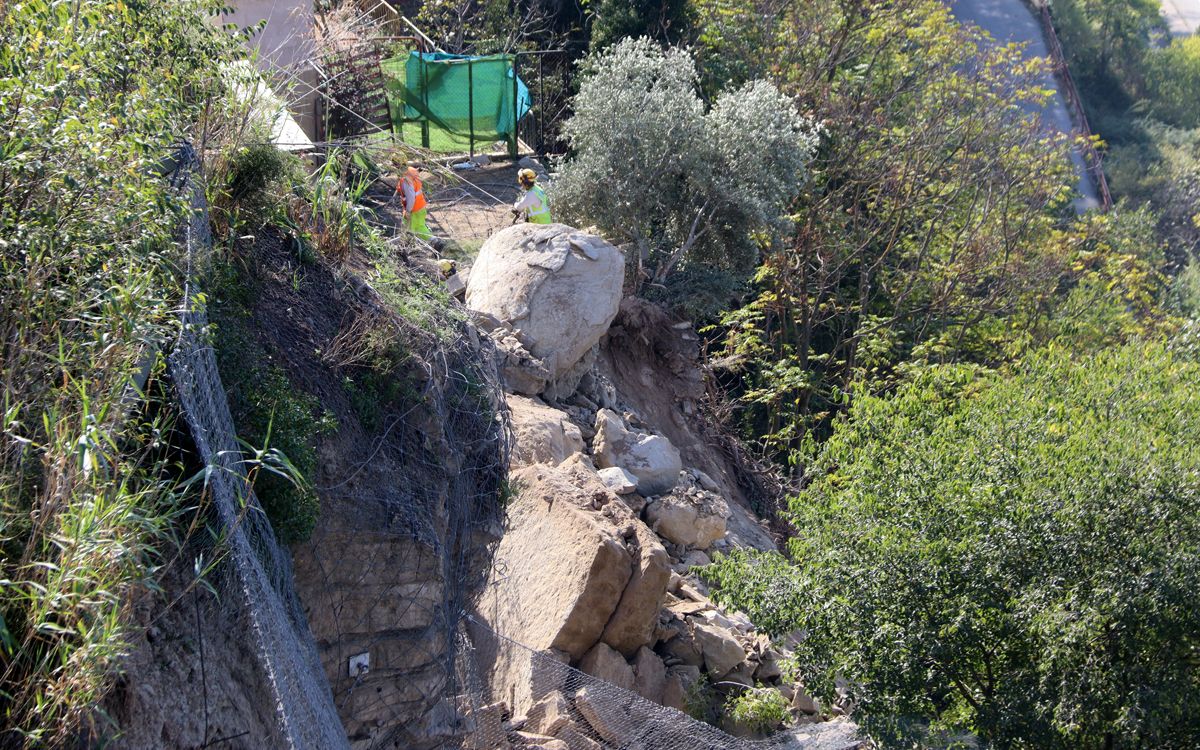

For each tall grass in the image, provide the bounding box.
[0,0,240,744]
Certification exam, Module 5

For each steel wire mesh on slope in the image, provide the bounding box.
[167,145,350,750]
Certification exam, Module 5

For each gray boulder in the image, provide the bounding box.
[592,409,682,496]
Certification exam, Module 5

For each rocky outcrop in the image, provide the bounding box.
[593,408,682,496]
[466,224,623,392]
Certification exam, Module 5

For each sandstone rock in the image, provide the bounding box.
[632,647,667,704]
[592,409,682,496]
[573,686,643,747]
[579,642,635,691]
[681,550,711,568]
[662,665,701,712]
[551,724,604,750]
[466,224,623,385]
[692,622,746,679]
[644,488,729,550]
[513,731,568,749]
[659,631,704,668]
[476,467,634,714]
[600,514,671,657]
[492,332,551,395]
[508,395,584,468]
[597,466,638,495]
[661,674,688,712]
[526,692,571,736]
[792,687,819,715]
[754,653,783,682]
[464,701,510,750]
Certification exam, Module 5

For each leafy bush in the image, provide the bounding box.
[783,343,1200,747]
[699,549,804,638]
[587,0,694,50]
[1143,36,1200,130]
[724,688,790,734]
[236,365,335,544]
[0,0,240,741]
[553,37,817,287]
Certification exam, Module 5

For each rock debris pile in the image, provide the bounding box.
[467,223,861,747]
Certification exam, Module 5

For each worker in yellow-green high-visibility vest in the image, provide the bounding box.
[511,168,552,225]
[397,165,432,241]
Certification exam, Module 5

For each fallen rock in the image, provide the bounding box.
[512,730,568,749]
[632,647,667,704]
[792,687,819,715]
[551,723,603,750]
[600,511,671,657]
[662,665,701,712]
[464,701,510,750]
[579,642,635,692]
[644,488,729,550]
[466,224,623,387]
[492,332,551,395]
[508,395,585,468]
[593,409,682,496]
[691,622,746,679]
[597,466,638,495]
[476,467,634,713]
[574,685,638,747]
[525,692,572,736]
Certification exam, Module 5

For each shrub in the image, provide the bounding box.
[553,38,818,288]
[1143,36,1200,129]
[0,0,240,741]
[725,688,790,734]
[783,343,1200,747]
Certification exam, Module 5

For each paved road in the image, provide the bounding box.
[1161,0,1200,35]
[950,0,1101,210]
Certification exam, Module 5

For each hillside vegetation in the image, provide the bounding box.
[2,0,1199,746]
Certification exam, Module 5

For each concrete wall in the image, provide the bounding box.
[226,0,320,140]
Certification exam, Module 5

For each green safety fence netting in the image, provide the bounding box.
[381,51,531,153]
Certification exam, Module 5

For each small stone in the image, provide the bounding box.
[597,466,638,495]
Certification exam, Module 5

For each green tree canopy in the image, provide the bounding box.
[776,342,1200,747]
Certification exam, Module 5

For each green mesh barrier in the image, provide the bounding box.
[382,51,531,153]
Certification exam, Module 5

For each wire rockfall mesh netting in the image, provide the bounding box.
[167,144,350,750]
[165,142,858,750]
[456,621,864,750]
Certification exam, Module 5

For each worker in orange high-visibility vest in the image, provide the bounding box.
[396,165,432,240]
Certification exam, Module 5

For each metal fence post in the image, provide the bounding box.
[509,53,519,158]
[468,58,475,158]
[420,53,430,149]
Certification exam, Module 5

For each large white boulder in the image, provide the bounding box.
[466,224,624,387]
[592,409,682,496]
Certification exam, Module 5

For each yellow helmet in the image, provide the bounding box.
[517,168,537,186]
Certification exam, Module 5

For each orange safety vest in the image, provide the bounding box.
[398,173,428,213]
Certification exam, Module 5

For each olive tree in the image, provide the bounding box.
[552,37,818,288]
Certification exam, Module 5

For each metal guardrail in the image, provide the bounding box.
[1034,0,1114,210]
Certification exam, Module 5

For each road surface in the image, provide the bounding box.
[1161,0,1200,35]
[950,0,1101,211]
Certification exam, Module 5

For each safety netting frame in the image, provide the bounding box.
[382,51,532,154]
